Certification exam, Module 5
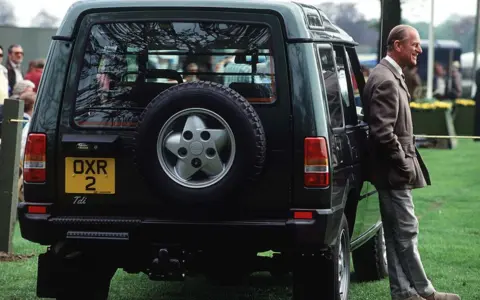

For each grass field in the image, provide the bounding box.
[1,140,479,300]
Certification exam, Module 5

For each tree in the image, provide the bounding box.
[0,0,16,26]
[378,0,402,61]
[436,15,475,52]
[407,15,475,53]
[317,2,379,51]
[31,10,59,28]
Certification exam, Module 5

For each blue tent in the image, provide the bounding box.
[358,40,462,83]
[416,39,462,82]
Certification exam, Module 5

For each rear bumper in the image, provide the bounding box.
[18,202,339,251]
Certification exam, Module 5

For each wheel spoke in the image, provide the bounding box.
[164,133,183,157]
[202,155,224,176]
[183,115,206,134]
[208,129,229,150]
[338,231,349,300]
[175,159,200,180]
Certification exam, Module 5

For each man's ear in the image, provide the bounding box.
[393,40,401,52]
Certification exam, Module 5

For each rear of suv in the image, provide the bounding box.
[19,1,387,299]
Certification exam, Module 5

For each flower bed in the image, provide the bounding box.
[452,99,476,136]
[410,100,453,110]
[409,100,457,149]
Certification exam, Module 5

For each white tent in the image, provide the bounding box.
[461,52,480,97]
[461,52,480,74]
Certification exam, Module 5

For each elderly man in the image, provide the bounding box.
[363,24,461,300]
[0,46,9,102]
[5,44,24,95]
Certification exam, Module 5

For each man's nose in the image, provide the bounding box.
[417,46,423,54]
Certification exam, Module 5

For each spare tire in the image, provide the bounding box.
[134,81,266,205]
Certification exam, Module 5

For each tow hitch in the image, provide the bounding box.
[147,248,186,281]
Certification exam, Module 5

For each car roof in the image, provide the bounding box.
[56,0,356,44]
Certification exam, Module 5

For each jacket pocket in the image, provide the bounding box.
[388,140,416,187]
[388,157,416,187]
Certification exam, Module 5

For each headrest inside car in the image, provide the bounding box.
[234,53,259,65]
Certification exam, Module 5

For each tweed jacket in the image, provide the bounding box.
[362,58,431,190]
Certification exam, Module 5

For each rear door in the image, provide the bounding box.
[55,10,292,219]
[315,44,351,210]
[344,45,380,233]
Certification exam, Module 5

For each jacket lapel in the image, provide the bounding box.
[380,59,411,100]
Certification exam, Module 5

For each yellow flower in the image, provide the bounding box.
[455,99,476,106]
[409,100,452,110]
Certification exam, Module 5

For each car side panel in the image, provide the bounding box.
[24,40,72,204]
[288,43,333,209]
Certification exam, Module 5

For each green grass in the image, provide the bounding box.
[1,140,479,299]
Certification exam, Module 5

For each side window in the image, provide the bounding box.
[316,45,343,128]
[333,46,357,126]
[346,47,367,119]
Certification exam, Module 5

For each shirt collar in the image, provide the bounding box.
[8,59,20,69]
[385,55,403,76]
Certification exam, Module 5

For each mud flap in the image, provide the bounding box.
[36,248,116,299]
[37,250,63,298]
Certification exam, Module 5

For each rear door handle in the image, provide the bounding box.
[351,146,359,159]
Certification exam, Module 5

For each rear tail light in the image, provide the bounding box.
[27,205,47,214]
[23,133,46,183]
[294,211,313,219]
[304,137,329,187]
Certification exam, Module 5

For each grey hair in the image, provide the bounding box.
[12,80,35,96]
[386,25,416,52]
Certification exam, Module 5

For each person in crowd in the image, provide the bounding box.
[10,79,35,99]
[0,50,8,104]
[0,80,34,133]
[363,24,461,300]
[446,60,462,100]
[404,65,422,101]
[0,45,7,82]
[474,68,480,142]
[433,62,446,99]
[360,64,370,81]
[0,74,7,104]
[4,44,24,95]
[18,91,37,202]
[21,91,36,120]
[25,58,45,92]
[183,62,199,82]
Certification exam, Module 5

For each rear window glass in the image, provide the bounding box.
[74,22,276,128]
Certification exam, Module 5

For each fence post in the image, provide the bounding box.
[0,98,25,253]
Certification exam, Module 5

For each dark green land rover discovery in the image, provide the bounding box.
[19,0,387,299]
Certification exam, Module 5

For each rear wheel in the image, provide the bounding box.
[352,225,388,281]
[292,214,350,300]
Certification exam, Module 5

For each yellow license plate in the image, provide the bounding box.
[65,157,115,194]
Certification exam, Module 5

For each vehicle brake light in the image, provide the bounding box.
[23,133,46,183]
[304,137,329,187]
[27,205,47,214]
[294,211,313,219]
